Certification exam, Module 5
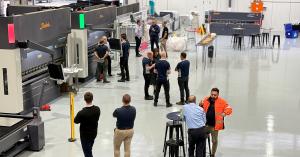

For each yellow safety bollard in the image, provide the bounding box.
[68,92,76,142]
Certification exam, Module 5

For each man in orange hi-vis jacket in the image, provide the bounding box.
[200,88,232,157]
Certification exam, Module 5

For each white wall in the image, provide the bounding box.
[129,0,300,31]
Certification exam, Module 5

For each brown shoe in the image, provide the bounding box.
[176,101,184,105]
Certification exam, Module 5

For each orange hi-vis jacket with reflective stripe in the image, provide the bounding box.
[201,97,232,130]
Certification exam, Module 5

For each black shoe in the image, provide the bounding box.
[117,73,122,76]
[109,74,113,77]
[126,78,130,81]
[96,79,101,82]
[176,101,184,105]
[103,80,110,83]
[166,103,173,108]
[118,79,125,82]
[145,96,154,100]
[136,54,142,57]
[154,102,157,107]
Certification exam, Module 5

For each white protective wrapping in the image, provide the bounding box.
[167,36,187,52]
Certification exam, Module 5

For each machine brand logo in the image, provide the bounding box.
[40,22,51,30]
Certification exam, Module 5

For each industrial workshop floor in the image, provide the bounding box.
[18,36,300,157]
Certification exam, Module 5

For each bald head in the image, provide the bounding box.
[102,36,108,43]
[99,37,105,44]
[188,95,196,103]
[160,51,167,59]
[147,51,153,59]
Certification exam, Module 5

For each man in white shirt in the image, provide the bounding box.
[103,36,113,76]
[135,20,143,57]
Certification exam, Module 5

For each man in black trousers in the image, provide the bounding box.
[149,19,160,52]
[175,52,190,105]
[183,95,207,157]
[118,33,130,82]
[142,51,155,100]
[135,19,143,57]
[74,92,101,157]
[153,51,172,107]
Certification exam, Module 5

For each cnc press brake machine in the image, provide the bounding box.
[0,8,71,156]
[68,5,116,81]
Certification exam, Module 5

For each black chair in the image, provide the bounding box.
[272,35,280,47]
[163,121,186,157]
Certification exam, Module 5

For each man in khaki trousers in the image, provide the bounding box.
[113,94,136,157]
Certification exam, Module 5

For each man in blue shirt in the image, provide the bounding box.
[149,19,160,52]
[94,38,110,83]
[142,51,155,100]
[175,52,190,105]
[113,94,136,157]
[118,33,130,82]
[183,95,207,157]
[154,51,172,107]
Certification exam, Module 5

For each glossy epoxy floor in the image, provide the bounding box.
[18,36,300,157]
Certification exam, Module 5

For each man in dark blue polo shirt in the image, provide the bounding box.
[142,51,155,100]
[113,94,136,157]
[149,19,160,52]
[94,38,110,83]
[154,51,172,107]
[175,52,190,105]
[118,33,130,82]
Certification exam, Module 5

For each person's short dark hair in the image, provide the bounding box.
[122,94,131,104]
[137,19,140,24]
[121,33,127,40]
[84,92,93,104]
[181,52,187,58]
[153,48,159,53]
[211,88,219,93]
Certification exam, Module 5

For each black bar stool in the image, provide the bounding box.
[234,35,244,50]
[272,35,280,47]
[255,33,262,47]
[164,139,185,157]
[164,112,186,157]
[249,34,256,48]
[262,32,270,45]
[231,33,240,48]
[163,121,186,157]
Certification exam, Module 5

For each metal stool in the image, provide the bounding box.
[272,35,280,47]
[164,139,185,157]
[235,36,244,50]
[255,34,262,47]
[249,34,256,48]
[163,121,186,157]
[262,32,270,45]
[231,33,240,48]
